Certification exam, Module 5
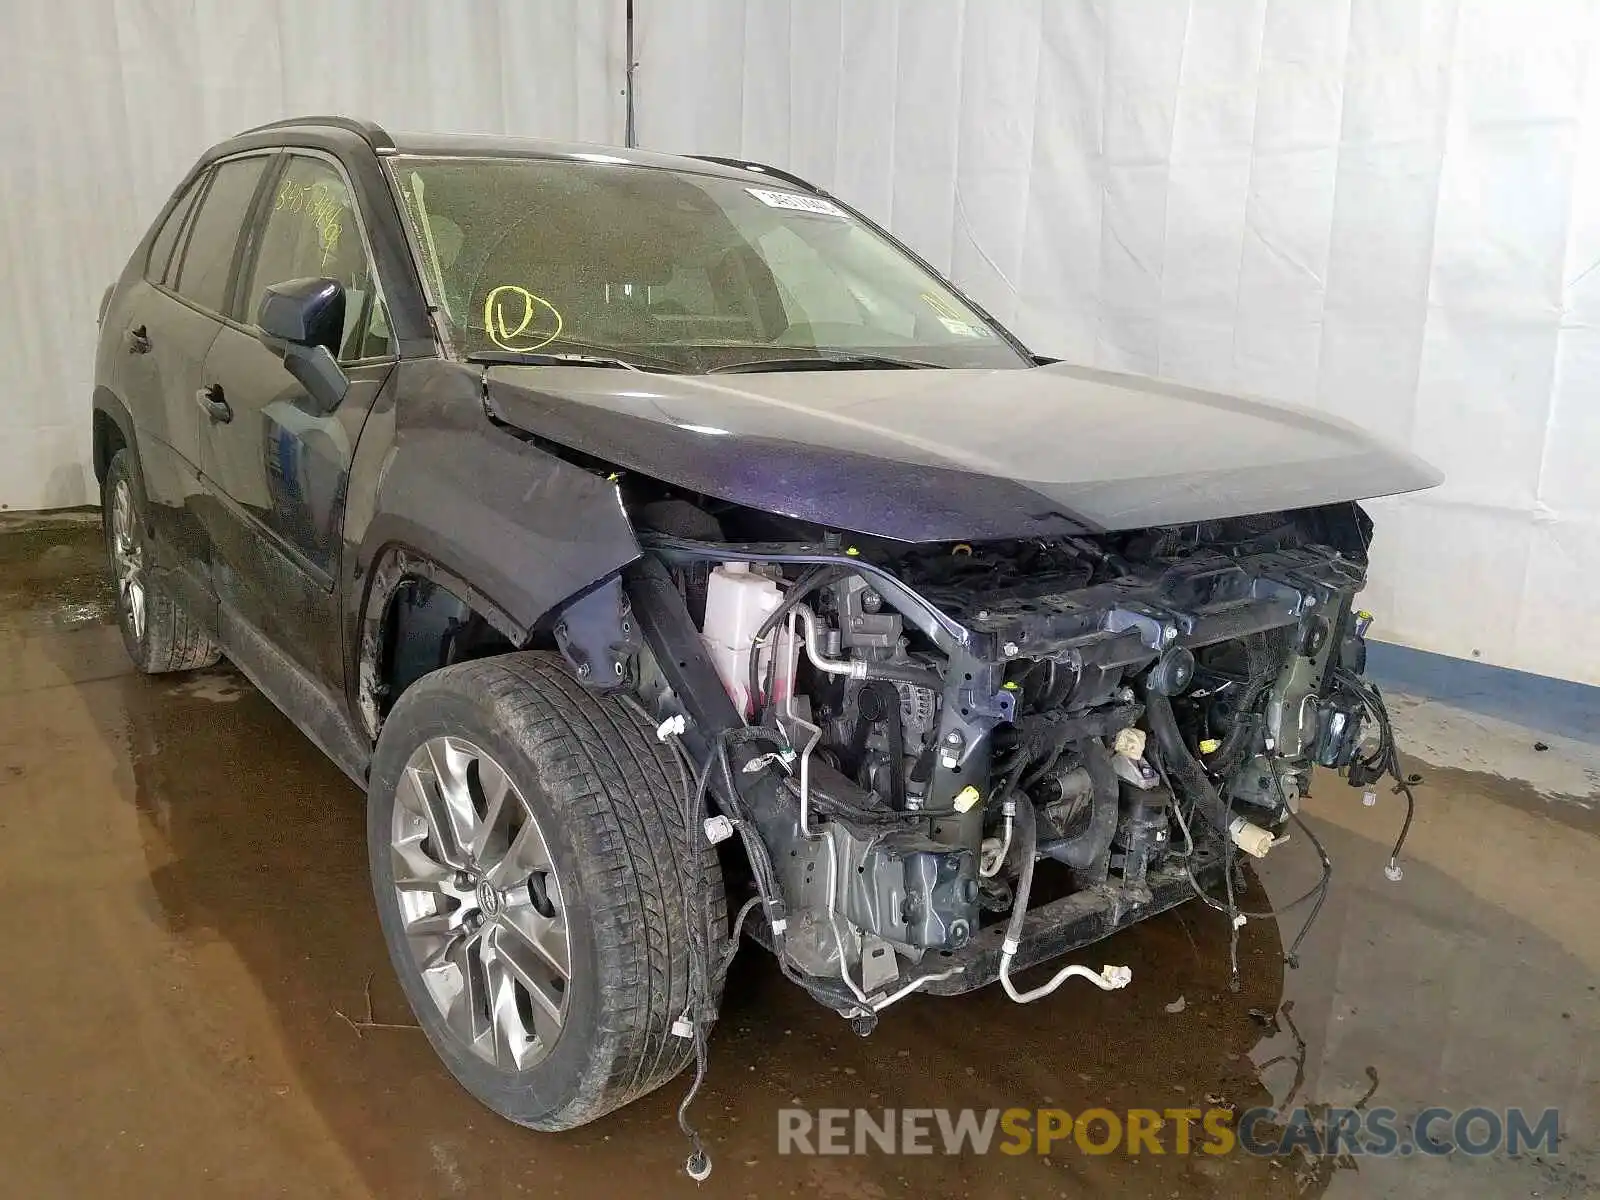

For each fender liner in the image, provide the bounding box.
[356,545,528,737]
[354,548,646,736]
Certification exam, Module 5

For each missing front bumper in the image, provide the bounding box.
[916,849,1229,996]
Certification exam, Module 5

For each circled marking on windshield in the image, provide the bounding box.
[484,285,564,352]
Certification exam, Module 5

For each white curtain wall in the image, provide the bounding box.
[0,0,623,507]
[637,0,1600,687]
[4,0,1597,685]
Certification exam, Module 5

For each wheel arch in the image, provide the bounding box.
[354,543,639,740]
[92,386,137,485]
[355,543,530,738]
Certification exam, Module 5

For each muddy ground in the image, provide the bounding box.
[0,517,1592,1198]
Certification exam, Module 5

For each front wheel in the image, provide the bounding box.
[366,652,723,1130]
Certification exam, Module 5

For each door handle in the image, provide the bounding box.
[196,383,232,424]
[125,324,151,354]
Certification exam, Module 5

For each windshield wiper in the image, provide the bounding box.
[707,353,946,374]
[467,349,676,373]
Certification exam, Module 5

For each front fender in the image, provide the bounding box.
[342,360,640,729]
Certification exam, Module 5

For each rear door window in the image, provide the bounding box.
[173,156,269,315]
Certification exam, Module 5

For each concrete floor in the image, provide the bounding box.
[0,516,1593,1200]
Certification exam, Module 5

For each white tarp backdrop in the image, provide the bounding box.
[3,0,1596,685]
[0,0,623,503]
[636,0,1600,686]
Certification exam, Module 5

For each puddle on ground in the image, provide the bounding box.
[0,516,117,632]
[171,670,246,704]
[0,518,1592,1199]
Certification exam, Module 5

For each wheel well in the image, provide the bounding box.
[376,576,523,717]
[93,408,128,484]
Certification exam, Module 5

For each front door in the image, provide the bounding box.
[197,152,396,690]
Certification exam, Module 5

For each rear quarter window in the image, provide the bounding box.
[145,175,205,286]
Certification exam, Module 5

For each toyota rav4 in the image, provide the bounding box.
[92,115,1439,1173]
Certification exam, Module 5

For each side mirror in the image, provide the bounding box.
[257,277,349,415]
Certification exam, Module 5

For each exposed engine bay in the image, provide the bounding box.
[624,499,1415,1022]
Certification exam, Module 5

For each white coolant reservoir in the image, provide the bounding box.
[700,563,797,718]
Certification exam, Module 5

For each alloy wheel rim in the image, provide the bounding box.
[391,736,571,1069]
[110,478,146,644]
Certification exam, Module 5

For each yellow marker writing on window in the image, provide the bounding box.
[920,291,965,323]
[483,285,563,353]
[276,179,346,271]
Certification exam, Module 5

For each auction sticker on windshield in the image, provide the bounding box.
[745,187,847,218]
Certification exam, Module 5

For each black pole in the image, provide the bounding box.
[624,0,637,147]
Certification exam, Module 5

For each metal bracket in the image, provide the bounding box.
[859,934,899,994]
[958,684,1016,723]
[1105,604,1176,651]
[552,575,638,691]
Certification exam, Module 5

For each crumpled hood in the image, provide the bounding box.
[483,360,1442,542]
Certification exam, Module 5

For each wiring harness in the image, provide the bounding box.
[1161,664,1417,986]
[1335,669,1419,879]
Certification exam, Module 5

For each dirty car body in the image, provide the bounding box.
[92,116,1440,1135]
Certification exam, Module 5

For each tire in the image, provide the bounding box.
[102,448,221,674]
[367,651,724,1130]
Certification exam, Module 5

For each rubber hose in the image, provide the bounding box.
[857,659,945,690]
[1041,738,1119,870]
[1145,688,1232,834]
[1001,792,1040,952]
[749,566,838,720]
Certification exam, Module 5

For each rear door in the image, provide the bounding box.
[197,150,397,689]
[108,153,274,620]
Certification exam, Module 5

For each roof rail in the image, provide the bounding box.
[687,155,822,195]
[239,115,394,150]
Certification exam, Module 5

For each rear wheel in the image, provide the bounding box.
[367,651,723,1130]
[101,448,220,674]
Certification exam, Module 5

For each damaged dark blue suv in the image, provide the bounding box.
[91,115,1439,1162]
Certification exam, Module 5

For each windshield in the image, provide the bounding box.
[387,154,1029,372]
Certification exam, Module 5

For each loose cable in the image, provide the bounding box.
[1337,670,1417,878]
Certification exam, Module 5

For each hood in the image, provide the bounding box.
[483,360,1442,542]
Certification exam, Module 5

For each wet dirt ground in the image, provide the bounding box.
[0,516,1594,1199]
